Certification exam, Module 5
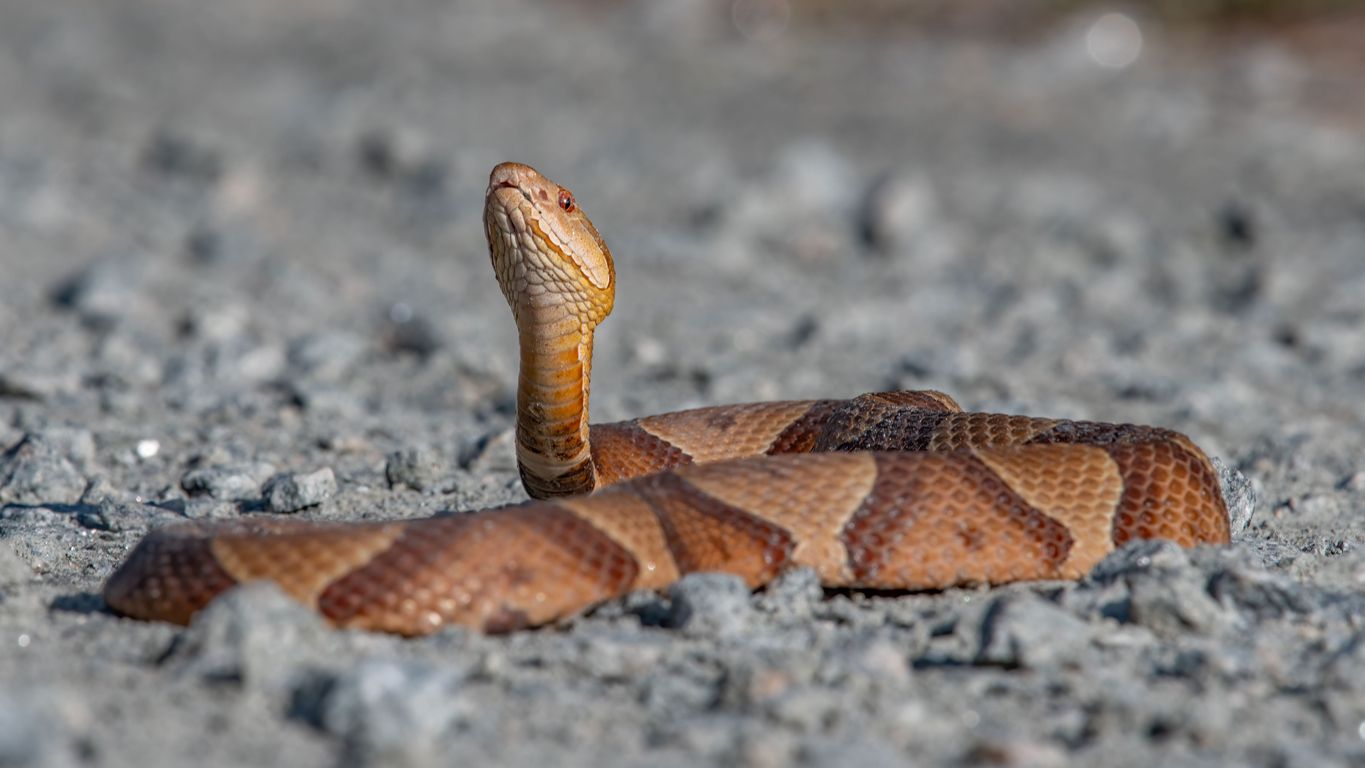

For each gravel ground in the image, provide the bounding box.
[1,1,1364,766]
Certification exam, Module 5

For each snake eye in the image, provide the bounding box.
[558,189,576,213]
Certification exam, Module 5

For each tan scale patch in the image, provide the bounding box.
[210,523,407,609]
[674,453,878,582]
[919,390,963,412]
[972,445,1123,577]
[529,210,612,292]
[927,414,1062,451]
[638,401,819,464]
[865,390,963,412]
[589,422,691,485]
[555,493,680,589]
[315,506,637,634]
[1168,432,1215,468]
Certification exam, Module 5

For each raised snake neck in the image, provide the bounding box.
[483,162,616,498]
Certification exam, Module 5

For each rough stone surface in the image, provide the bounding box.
[0,691,87,768]
[385,447,453,494]
[0,540,32,586]
[264,468,338,513]
[0,2,1363,767]
[1213,457,1257,536]
[301,660,474,768]
[666,572,756,637]
[0,430,95,505]
[976,592,1095,668]
[164,582,330,693]
[180,463,274,501]
[755,566,823,621]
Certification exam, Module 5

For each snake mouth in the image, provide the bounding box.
[487,179,534,207]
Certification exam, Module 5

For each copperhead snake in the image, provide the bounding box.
[103,162,1231,635]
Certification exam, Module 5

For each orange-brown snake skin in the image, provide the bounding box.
[103,163,1231,635]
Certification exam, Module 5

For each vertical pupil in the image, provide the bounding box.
[559,191,573,211]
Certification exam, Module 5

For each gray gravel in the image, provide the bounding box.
[264,468,338,513]
[1,1,1364,766]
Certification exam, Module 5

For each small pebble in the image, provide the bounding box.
[976,592,1093,669]
[1125,573,1231,638]
[181,463,274,500]
[385,447,451,493]
[0,431,93,505]
[0,541,32,586]
[288,332,366,380]
[141,129,222,183]
[1087,542,1233,637]
[164,582,326,693]
[50,258,143,329]
[1212,456,1256,536]
[458,429,518,475]
[755,567,822,620]
[302,659,473,766]
[263,468,337,513]
[667,573,754,637]
[182,498,241,520]
[0,692,75,767]
[858,170,939,255]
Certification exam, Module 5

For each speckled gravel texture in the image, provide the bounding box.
[1,1,1364,767]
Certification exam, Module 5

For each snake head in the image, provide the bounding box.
[484,162,616,328]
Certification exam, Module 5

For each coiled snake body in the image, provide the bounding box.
[104,163,1230,635]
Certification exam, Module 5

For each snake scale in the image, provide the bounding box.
[103,162,1231,635]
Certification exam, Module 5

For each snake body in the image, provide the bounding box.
[103,163,1230,635]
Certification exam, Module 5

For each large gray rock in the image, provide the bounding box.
[0,429,95,505]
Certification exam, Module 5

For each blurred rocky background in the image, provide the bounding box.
[0,1,1363,766]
